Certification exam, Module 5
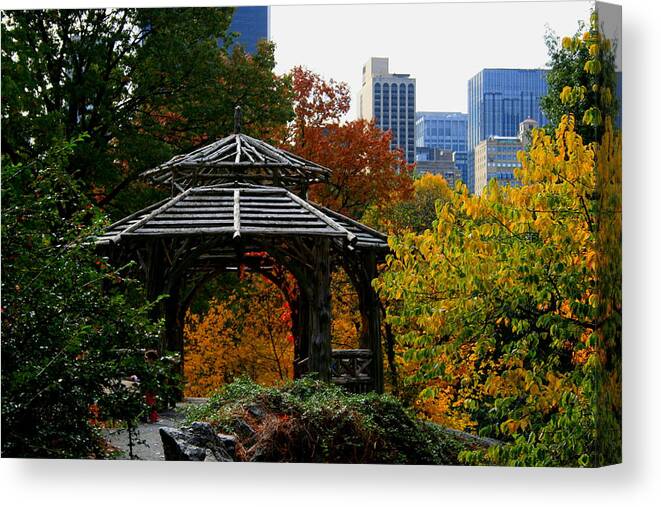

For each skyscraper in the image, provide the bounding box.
[358,57,416,163]
[467,69,548,193]
[225,6,270,54]
[415,111,468,185]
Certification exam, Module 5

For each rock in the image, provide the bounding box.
[159,423,234,462]
[233,418,256,440]
[188,422,219,447]
[438,426,501,448]
[159,427,207,461]
[246,404,266,420]
[217,434,237,459]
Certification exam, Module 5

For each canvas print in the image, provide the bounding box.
[1,1,622,466]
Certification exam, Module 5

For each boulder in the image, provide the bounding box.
[217,434,237,459]
[232,418,256,441]
[159,422,234,462]
[246,404,266,420]
[159,428,207,461]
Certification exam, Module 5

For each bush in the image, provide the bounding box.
[1,139,179,458]
[185,377,492,464]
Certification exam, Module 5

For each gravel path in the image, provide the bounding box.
[104,407,187,461]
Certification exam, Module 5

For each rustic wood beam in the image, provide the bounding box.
[287,192,357,245]
[235,134,242,163]
[341,252,384,393]
[233,189,241,240]
[306,238,332,382]
[110,188,192,243]
[364,251,384,393]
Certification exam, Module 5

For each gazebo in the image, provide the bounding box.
[97,108,389,393]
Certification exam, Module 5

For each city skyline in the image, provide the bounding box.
[270,1,595,118]
[415,111,468,183]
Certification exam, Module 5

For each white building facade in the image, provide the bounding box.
[359,57,416,163]
[474,136,523,196]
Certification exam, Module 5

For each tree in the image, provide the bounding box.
[284,67,413,218]
[304,121,414,218]
[183,267,365,396]
[215,42,294,141]
[0,8,295,458]
[375,12,621,466]
[377,113,621,466]
[329,270,362,351]
[1,138,175,458]
[286,66,351,147]
[541,10,619,144]
[1,9,293,214]
[364,173,455,234]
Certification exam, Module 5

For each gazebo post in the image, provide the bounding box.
[363,251,384,393]
[164,277,184,358]
[343,251,385,393]
[307,238,332,381]
[144,240,169,353]
[292,291,311,378]
[162,277,185,403]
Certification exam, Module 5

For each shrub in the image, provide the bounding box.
[185,377,491,464]
[1,138,179,458]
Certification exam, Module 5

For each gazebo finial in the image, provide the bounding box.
[234,105,242,134]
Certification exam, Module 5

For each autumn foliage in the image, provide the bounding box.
[183,268,364,396]
[373,13,621,467]
[364,172,455,234]
[285,67,414,218]
[184,274,294,397]
[377,114,621,466]
[288,66,350,134]
[303,120,414,218]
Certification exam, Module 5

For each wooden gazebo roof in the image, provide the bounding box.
[97,183,388,252]
[140,132,331,192]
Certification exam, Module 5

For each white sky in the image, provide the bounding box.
[270,1,594,119]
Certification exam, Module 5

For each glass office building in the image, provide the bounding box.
[467,69,548,193]
[225,6,270,54]
[415,112,468,185]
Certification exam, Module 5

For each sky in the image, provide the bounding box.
[270,0,595,119]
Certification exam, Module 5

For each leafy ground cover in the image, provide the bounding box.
[184,377,495,464]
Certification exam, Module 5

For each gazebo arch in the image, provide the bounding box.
[97,108,388,393]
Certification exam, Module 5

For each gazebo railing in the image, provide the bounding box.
[330,349,373,394]
[295,348,374,393]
